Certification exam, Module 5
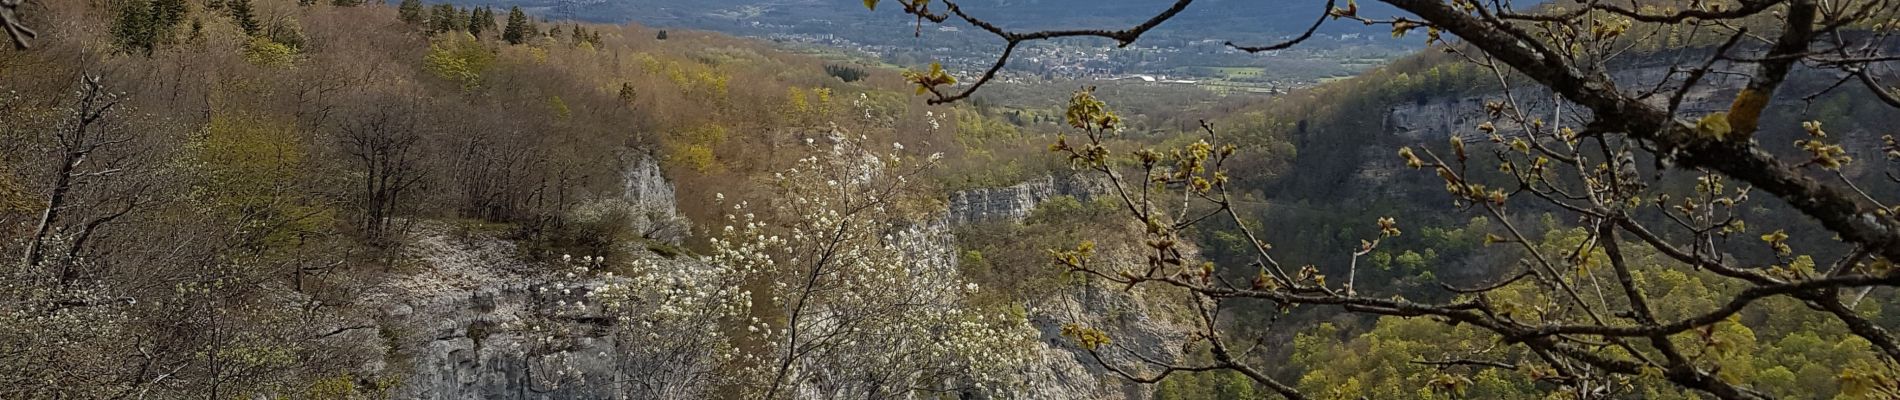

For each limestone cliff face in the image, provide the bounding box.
[618,151,689,245]
[944,177,1190,400]
[1013,283,1192,400]
[1383,64,1747,145]
[369,231,622,400]
[367,160,1177,399]
[368,152,696,399]
[946,173,1113,225]
[1354,65,1887,196]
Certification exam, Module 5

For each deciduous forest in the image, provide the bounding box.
[4,0,1900,399]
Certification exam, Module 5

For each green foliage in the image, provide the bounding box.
[641,54,731,104]
[228,0,261,36]
[191,112,334,250]
[1294,228,1898,399]
[956,195,1127,302]
[932,107,1062,192]
[304,375,357,398]
[111,1,156,54]
[1063,87,1120,132]
[547,95,571,119]
[1060,323,1110,350]
[242,37,297,67]
[502,6,532,45]
[1295,319,1545,400]
[111,0,190,55]
[662,123,728,173]
[1245,54,1489,198]
[423,33,494,89]
[955,107,1020,146]
[397,0,424,25]
[778,86,833,127]
[902,62,957,96]
[467,7,497,38]
[1204,109,1296,183]
[1154,370,1259,400]
[568,25,588,46]
[935,157,1034,192]
[825,64,868,82]
[428,4,463,35]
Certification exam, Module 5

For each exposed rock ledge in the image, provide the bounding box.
[349,163,1176,399]
[946,173,1113,226]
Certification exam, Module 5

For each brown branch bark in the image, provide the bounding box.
[1384,0,1900,262]
[1,0,35,49]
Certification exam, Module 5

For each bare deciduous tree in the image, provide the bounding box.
[335,96,427,243]
[21,77,138,277]
[1,0,34,49]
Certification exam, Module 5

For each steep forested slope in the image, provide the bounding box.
[0,0,999,396]
[1164,37,1900,397]
[0,0,1224,397]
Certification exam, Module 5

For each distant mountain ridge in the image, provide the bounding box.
[443,0,1401,42]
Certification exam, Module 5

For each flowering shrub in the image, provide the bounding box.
[0,235,133,397]
[729,130,1034,399]
[537,131,1035,399]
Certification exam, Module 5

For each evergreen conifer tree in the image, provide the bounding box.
[428,4,459,34]
[113,0,191,54]
[454,7,472,34]
[228,0,260,36]
[111,0,155,53]
[465,8,486,38]
[501,6,531,45]
[151,0,186,26]
[397,0,424,25]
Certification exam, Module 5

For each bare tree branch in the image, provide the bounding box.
[1,0,35,50]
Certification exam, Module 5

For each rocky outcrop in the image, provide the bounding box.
[946,173,1113,225]
[365,161,1179,399]
[922,210,1192,400]
[1359,64,1891,196]
[366,228,626,399]
[943,175,1192,400]
[361,149,709,399]
[1016,284,1192,400]
[372,224,1186,400]
[618,151,689,245]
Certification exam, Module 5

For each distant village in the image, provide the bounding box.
[761,20,1398,93]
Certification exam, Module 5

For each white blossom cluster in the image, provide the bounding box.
[520,251,753,399]
[853,93,876,123]
[714,131,1035,398]
[519,130,1031,399]
[1,235,136,395]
